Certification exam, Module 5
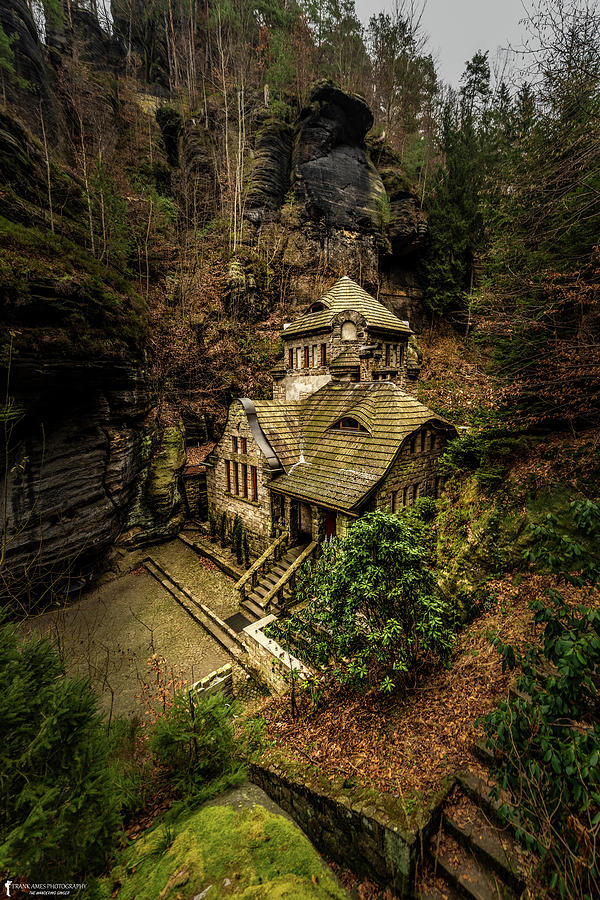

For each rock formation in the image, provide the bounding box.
[1,360,185,607]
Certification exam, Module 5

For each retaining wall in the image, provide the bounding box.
[250,757,452,897]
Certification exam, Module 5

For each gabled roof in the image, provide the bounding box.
[254,381,455,513]
[282,276,411,338]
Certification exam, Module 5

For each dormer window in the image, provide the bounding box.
[332,417,368,432]
[308,302,325,313]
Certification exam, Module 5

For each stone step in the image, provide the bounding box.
[472,738,496,766]
[419,877,462,900]
[443,806,526,894]
[241,597,266,620]
[455,772,517,828]
[430,831,517,900]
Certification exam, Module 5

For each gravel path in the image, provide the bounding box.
[21,538,247,719]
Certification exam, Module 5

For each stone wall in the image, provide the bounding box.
[206,401,274,552]
[249,756,449,897]
[374,425,452,512]
[192,663,233,699]
[242,614,311,693]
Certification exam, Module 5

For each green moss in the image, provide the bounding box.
[0,216,147,357]
[97,803,346,900]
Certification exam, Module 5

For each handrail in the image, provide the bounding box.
[235,530,289,598]
[261,540,318,612]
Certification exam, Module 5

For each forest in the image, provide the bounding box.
[0,0,599,897]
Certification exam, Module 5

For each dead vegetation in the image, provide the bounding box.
[257,575,547,802]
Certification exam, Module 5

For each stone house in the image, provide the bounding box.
[206,277,457,551]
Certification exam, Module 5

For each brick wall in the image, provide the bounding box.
[241,614,311,693]
[248,757,447,896]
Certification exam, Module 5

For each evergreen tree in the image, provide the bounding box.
[0,621,120,879]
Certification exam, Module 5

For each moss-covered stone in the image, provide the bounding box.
[96,803,347,900]
[124,423,186,544]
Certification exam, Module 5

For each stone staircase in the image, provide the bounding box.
[419,745,530,900]
[241,543,308,620]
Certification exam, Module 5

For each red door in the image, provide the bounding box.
[325,509,337,539]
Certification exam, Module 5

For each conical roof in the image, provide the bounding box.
[282,276,411,338]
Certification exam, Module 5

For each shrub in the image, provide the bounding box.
[0,622,120,880]
[150,690,241,794]
[267,510,454,691]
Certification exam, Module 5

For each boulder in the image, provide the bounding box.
[293,82,387,233]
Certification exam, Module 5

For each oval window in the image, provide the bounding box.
[308,302,325,313]
[341,320,357,341]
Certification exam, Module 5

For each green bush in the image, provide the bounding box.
[0,622,120,880]
[267,510,454,692]
[150,690,242,794]
[106,717,154,822]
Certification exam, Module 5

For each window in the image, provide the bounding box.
[308,301,325,313]
[242,463,248,497]
[233,461,239,494]
[341,320,357,341]
[320,343,327,366]
[312,345,317,367]
[399,344,404,366]
[251,465,258,501]
[232,436,238,453]
[225,459,231,492]
[412,482,420,502]
[385,344,390,366]
[304,345,310,368]
[409,436,416,454]
[421,430,426,452]
[402,485,409,506]
[332,417,367,432]
[297,347,302,368]
[288,348,294,369]
[391,490,398,512]
[430,433,436,451]
[241,437,247,454]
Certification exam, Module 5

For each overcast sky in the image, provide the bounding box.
[355,0,531,86]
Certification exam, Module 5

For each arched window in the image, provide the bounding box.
[341,320,357,341]
[331,417,368,432]
[308,302,325,313]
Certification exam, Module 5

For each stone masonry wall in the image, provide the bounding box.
[249,758,442,897]
[374,425,451,512]
[206,401,274,553]
[242,614,311,693]
[280,311,411,402]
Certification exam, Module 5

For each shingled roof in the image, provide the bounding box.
[254,381,454,513]
[282,276,411,338]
